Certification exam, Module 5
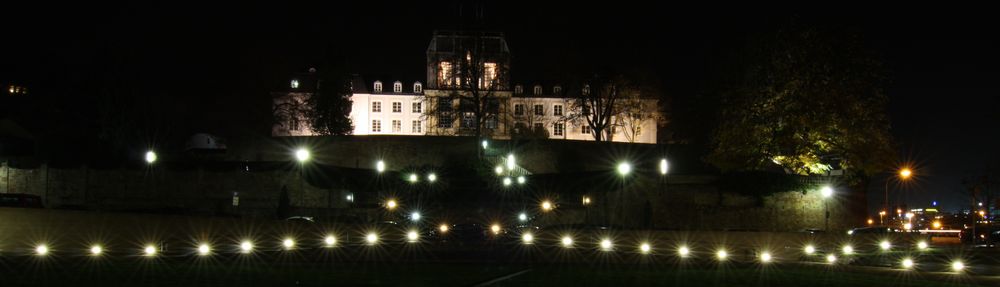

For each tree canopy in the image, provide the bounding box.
[707,22,894,179]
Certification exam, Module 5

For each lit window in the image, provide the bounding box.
[393,81,402,93]
[462,112,476,128]
[414,82,423,93]
[582,125,592,134]
[372,101,382,113]
[514,104,524,116]
[514,85,523,94]
[290,79,299,89]
[554,123,564,136]
[481,62,497,89]
[374,81,383,93]
[392,102,402,113]
[438,62,453,87]
[412,102,422,113]
[553,105,563,116]
[533,85,542,95]
[372,120,382,132]
[534,104,544,116]
[412,120,422,133]
[290,118,299,131]
[392,120,401,132]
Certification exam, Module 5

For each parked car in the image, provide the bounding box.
[959,224,1000,246]
[0,193,43,208]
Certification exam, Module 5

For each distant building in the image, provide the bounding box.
[272,31,659,144]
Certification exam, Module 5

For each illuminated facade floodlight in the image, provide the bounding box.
[240,241,253,253]
[502,177,512,186]
[678,246,690,257]
[145,151,158,164]
[282,238,295,249]
[144,245,157,256]
[376,160,385,173]
[406,230,419,242]
[600,239,613,251]
[482,140,489,149]
[916,241,928,250]
[506,154,516,171]
[197,244,211,255]
[640,243,651,254]
[561,236,574,247]
[408,173,418,183]
[842,245,853,255]
[385,199,398,210]
[427,173,437,182]
[804,245,816,255]
[90,245,103,256]
[582,196,592,206]
[901,258,914,269]
[518,213,528,222]
[517,176,526,185]
[495,166,504,175]
[617,162,631,176]
[324,236,337,247]
[821,186,834,198]
[410,211,421,221]
[491,224,501,234]
[35,244,49,256]
[826,254,837,263]
[541,201,553,211]
[716,249,728,260]
[659,158,669,175]
[365,233,378,244]
[952,260,965,272]
[346,194,354,202]
[879,240,891,251]
[438,224,449,233]
[760,252,772,263]
[522,233,534,244]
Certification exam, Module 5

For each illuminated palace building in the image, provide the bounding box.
[273,30,659,144]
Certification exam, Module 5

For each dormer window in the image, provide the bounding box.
[374,81,383,93]
[582,84,591,96]
[553,85,562,94]
[290,79,299,89]
[514,85,523,95]
[393,81,402,93]
[533,85,542,96]
[414,82,423,93]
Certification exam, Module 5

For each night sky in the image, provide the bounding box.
[2,3,998,213]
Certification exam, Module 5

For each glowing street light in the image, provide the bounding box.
[365,233,378,245]
[826,254,837,263]
[495,165,504,175]
[282,238,295,250]
[482,140,489,149]
[197,244,211,256]
[517,176,526,185]
[640,243,651,254]
[760,251,772,263]
[145,151,158,164]
[821,186,834,198]
[144,245,157,256]
[522,233,534,244]
[438,224,449,233]
[385,199,398,210]
[410,211,421,221]
[901,258,914,269]
[518,213,528,222]
[427,173,437,182]
[406,230,419,242]
[821,186,834,230]
[491,224,502,235]
[952,260,965,272]
[716,249,728,260]
[324,236,336,247]
[35,244,49,256]
[561,236,574,247]
[408,173,419,183]
[294,148,309,162]
[842,245,853,255]
[240,241,254,253]
[502,177,512,186]
[617,162,632,176]
[506,154,516,171]
[899,168,912,179]
[678,246,690,257]
[659,158,669,175]
[582,196,592,206]
[90,245,103,256]
[916,241,928,250]
[541,201,554,212]
[879,240,891,251]
[376,160,385,173]
[804,245,816,255]
[600,239,613,251]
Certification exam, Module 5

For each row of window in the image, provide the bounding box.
[373,81,423,94]
[372,101,422,113]
[513,103,564,116]
[512,84,590,96]
[371,120,423,133]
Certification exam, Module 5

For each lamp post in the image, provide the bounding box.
[614,162,631,227]
[821,186,834,231]
[659,158,668,194]
[295,148,309,195]
[886,168,913,223]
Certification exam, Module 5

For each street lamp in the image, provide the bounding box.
[294,149,309,162]
[885,167,913,223]
[821,186,834,231]
[506,154,516,171]
[376,160,385,173]
[145,151,158,164]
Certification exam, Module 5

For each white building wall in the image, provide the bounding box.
[349,93,426,136]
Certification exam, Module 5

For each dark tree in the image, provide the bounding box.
[307,70,354,135]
